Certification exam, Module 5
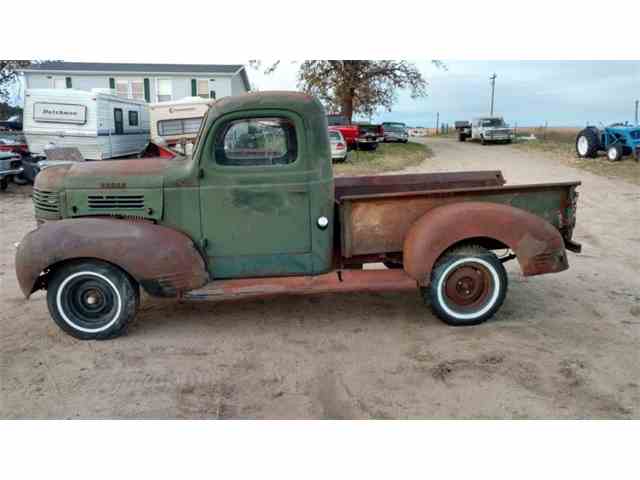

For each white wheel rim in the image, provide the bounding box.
[56,271,122,333]
[608,148,617,160]
[436,257,501,320]
[577,136,589,156]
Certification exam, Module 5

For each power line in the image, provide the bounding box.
[489,73,497,116]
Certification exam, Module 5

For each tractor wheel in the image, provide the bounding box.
[607,144,624,162]
[576,128,600,158]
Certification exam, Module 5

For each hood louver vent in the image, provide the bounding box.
[88,194,145,210]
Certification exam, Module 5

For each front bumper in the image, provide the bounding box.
[384,135,408,142]
[0,167,23,177]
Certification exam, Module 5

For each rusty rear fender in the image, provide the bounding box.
[15,218,209,298]
[403,202,569,284]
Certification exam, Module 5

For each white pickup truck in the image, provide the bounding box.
[456,117,514,145]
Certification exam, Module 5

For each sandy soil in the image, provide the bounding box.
[1,137,638,419]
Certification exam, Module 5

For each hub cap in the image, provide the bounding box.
[443,263,493,312]
[56,271,122,333]
[577,136,589,156]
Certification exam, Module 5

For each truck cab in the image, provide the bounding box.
[16,91,580,340]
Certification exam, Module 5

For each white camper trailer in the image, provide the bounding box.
[149,97,214,149]
[23,88,150,160]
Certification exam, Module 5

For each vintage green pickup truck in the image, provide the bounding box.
[16,92,581,339]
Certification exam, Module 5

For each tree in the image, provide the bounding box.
[251,60,442,122]
[0,60,31,102]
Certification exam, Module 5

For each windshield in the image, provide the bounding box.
[481,118,506,127]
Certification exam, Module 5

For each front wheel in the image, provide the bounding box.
[607,144,624,162]
[47,260,139,340]
[480,136,487,145]
[0,177,7,190]
[424,245,508,326]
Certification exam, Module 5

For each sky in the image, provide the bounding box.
[8,60,639,127]
[250,60,640,127]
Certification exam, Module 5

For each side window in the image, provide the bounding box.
[214,117,297,167]
[128,110,139,127]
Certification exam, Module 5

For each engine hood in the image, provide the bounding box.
[63,158,170,190]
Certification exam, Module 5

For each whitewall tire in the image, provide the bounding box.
[46,260,139,340]
[424,245,508,326]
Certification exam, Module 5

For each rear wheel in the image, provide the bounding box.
[424,245,508,326]
[47,260,139,340]
[576,128,600,158]
[607,144,624,162]
[458,133,466,142]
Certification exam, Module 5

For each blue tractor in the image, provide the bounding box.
[576,123,640,161]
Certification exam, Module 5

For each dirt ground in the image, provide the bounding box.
[1,137,638,419]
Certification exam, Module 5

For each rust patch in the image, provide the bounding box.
[183,269,417,302]
[402,201,569,284]
[15,218,208,298]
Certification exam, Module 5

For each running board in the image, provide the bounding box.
[181,269,418,302]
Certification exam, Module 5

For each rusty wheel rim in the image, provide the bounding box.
[443,262,494,314]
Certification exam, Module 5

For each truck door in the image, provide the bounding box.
[198,113,313,278]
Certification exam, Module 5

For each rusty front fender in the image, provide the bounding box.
[403,202,569,285]
[15,218,209,298]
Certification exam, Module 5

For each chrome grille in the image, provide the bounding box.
[87,194,145,210]
[32,188,61,220]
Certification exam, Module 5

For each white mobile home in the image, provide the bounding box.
[23,88,150,160]
[149,97,215,147]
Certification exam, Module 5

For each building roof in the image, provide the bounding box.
[21,62,251,90]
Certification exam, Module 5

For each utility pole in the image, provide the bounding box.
[635,99,639,126]
[489,73,497,116]
[435,112,439,136]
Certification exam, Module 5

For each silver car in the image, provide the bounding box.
[383,122,408,143]
[329,129,348,162]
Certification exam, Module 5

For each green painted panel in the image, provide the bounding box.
[65,188,163,221]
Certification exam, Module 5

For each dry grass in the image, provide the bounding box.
[333,141,432,176]
[513,127,639,186]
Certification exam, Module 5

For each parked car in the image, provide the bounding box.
[328,128,348,162]
[16,91,581,340]
[326,114,379,151]
[382,122,408,143]
[0,115,23,132]
[0,151,24,190]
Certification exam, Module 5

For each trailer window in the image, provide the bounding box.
[215,117,297,167]
[158,117,203,136]
[128,111,139,127]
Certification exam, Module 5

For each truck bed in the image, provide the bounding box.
[334,170,506,200]
[336,173,580,258]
